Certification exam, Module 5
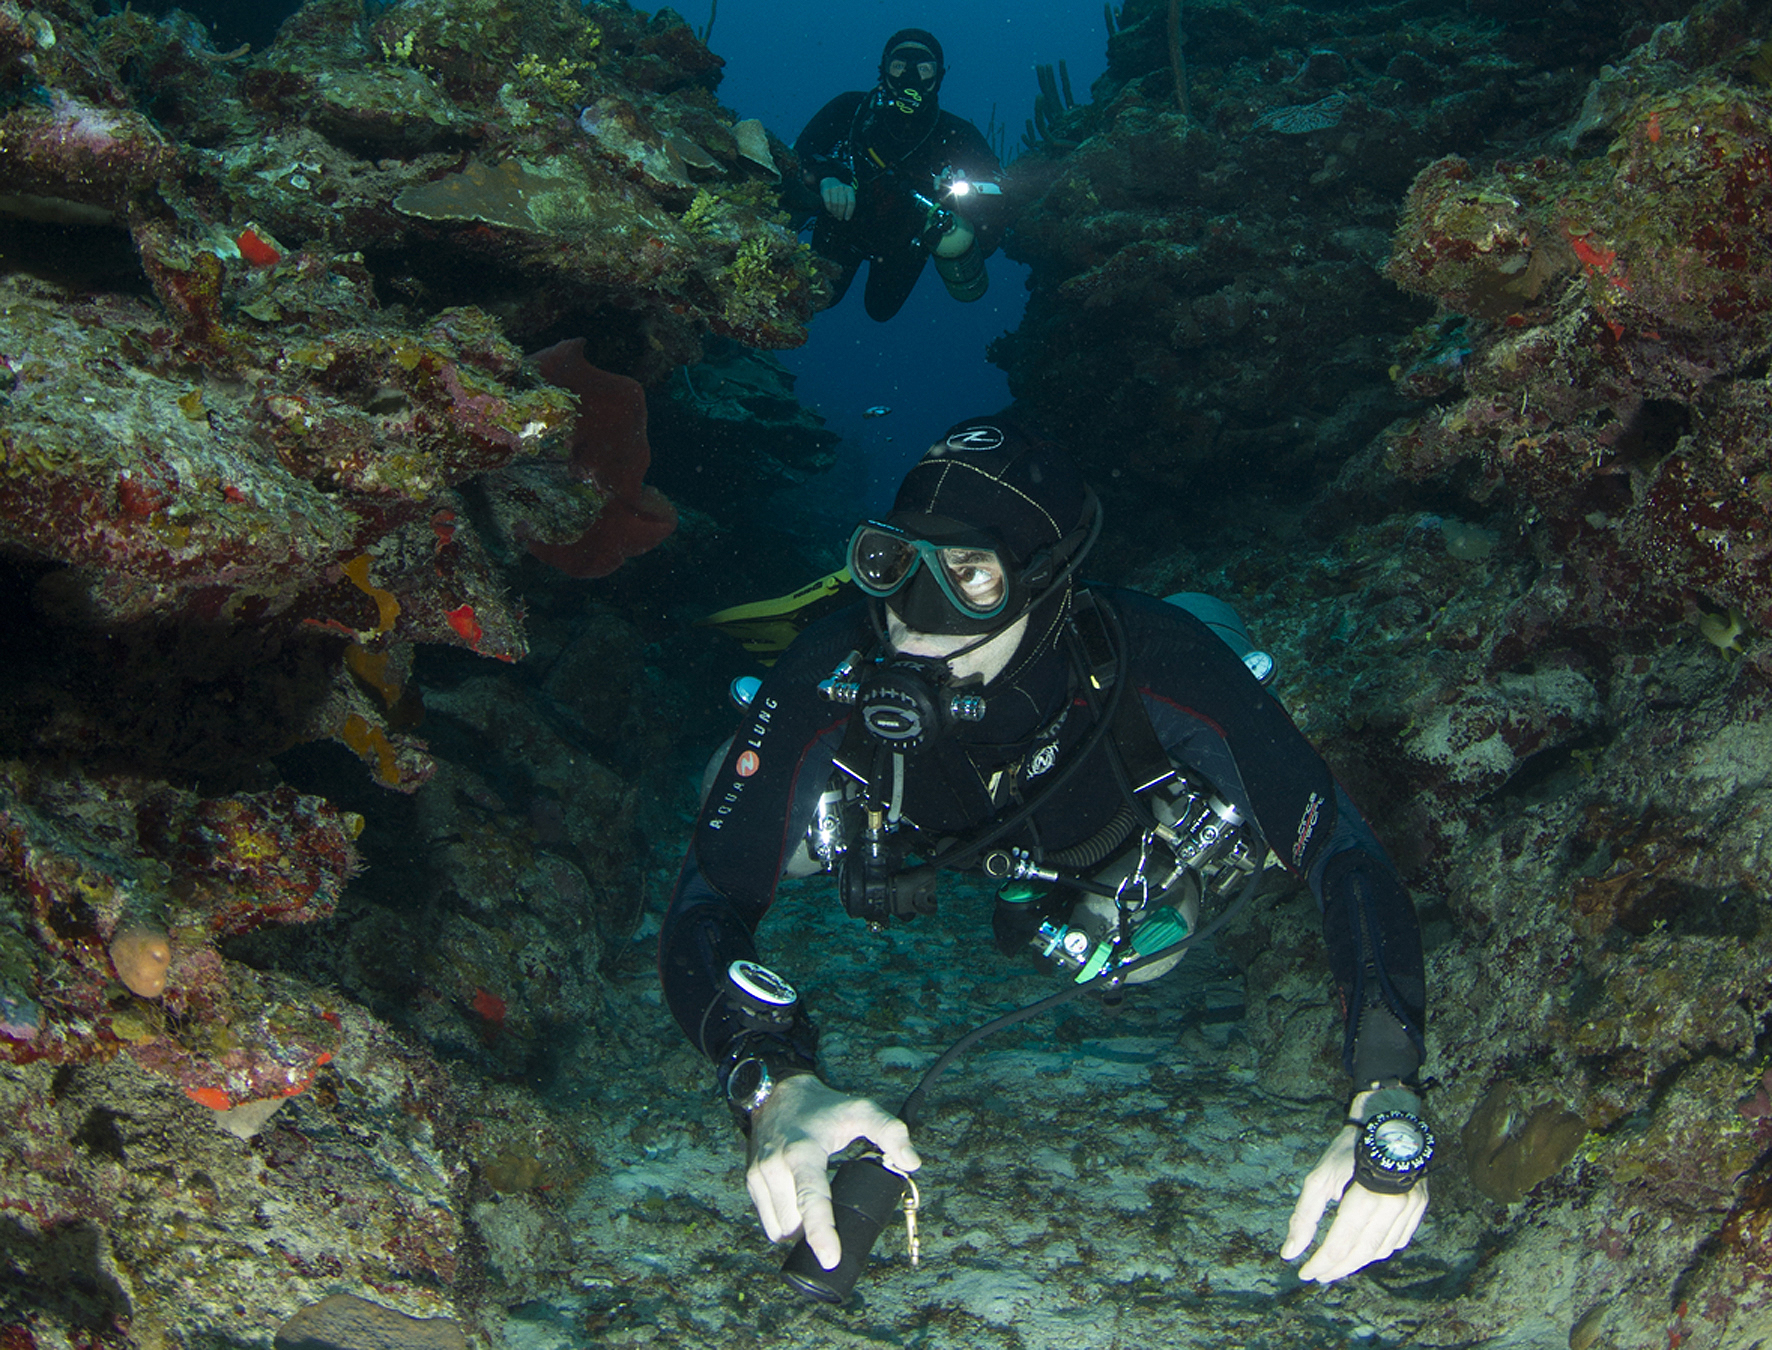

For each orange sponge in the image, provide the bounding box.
[111,925,172,998]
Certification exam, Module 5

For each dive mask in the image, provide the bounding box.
[847,521,1010,628]
[882,45,939,115]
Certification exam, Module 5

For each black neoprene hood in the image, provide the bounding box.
[886,415,1092,568]
[879,28,945,93]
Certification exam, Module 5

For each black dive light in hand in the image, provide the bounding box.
[779,1154,910,1304]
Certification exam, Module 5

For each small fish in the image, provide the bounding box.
[863,405,892,418]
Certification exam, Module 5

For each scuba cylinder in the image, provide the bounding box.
[1165,592,1276,685]
[909,185,989,303]
[931,241,988,302]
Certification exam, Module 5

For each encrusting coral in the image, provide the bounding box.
[0,0,802,798]
[1461,1079,1590,1204]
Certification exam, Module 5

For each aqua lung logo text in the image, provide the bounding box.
[1291,790,1323,868]
[1026,743,1058,778]
[708,697,778,830]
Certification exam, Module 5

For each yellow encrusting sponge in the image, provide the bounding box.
[111,925,172,998]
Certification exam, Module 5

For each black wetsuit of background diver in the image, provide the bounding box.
[659,586,1429,1098]
[795,90,1006,322]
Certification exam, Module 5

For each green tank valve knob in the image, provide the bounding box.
[1076,942,1114,984]
[1130,905,1192,958]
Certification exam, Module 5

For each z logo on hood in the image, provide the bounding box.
[946,426,1005,450]
[1026,743,1058,778]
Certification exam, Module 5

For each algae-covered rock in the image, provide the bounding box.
[275,1294,469,1350]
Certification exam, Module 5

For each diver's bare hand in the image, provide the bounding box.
[1282,1087,1429,1282]
[746,1076,920,1269]
[819,177,856,221]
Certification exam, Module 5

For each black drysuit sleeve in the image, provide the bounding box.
[656,607,867,1075]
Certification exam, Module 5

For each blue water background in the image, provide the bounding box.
[701,2,1109,511]
[180,0,1109,515]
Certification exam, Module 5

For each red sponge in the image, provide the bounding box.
[527,339,678,578]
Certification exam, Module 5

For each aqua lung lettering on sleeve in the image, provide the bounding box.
[707,697,778,830]
[1291,790,1324,869]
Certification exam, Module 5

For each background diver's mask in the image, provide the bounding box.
[880,43,940,116]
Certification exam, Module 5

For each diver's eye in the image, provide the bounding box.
[887,60,907,78]
[939,549,1006,611]
[916,62,936,82]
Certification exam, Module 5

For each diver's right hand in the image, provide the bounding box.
[819,177,856,221]
[746,1075,920,1269]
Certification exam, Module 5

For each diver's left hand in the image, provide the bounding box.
[1281,1088,1429,1283]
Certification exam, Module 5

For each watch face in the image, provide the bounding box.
[727,1058,771,1111]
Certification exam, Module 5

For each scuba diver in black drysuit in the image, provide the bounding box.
[794,30,1007,321]
[659,413,1434,1299]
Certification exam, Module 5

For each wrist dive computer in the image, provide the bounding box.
[721,961,813,1133]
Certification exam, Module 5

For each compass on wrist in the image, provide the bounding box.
[1353,1109,1434,1194]
[726,959,799,1026]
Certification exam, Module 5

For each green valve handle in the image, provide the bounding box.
[1131,906,1192,956]
[1074,905,1192,984]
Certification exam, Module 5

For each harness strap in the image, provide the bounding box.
[1071,589,1174,797]
[825,589,1173,886]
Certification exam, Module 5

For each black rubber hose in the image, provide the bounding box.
[1041,801,1139,870]
[896,856,1268,1130]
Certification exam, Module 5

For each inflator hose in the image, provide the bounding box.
[897,855,1270,1129]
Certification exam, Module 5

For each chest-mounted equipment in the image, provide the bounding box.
[821,651,984,752]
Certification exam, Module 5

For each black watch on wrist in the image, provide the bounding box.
[1353,1109,1435,1193]
[725,1053,813,1133]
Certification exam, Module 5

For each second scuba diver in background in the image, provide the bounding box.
[795,29,1007,322]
